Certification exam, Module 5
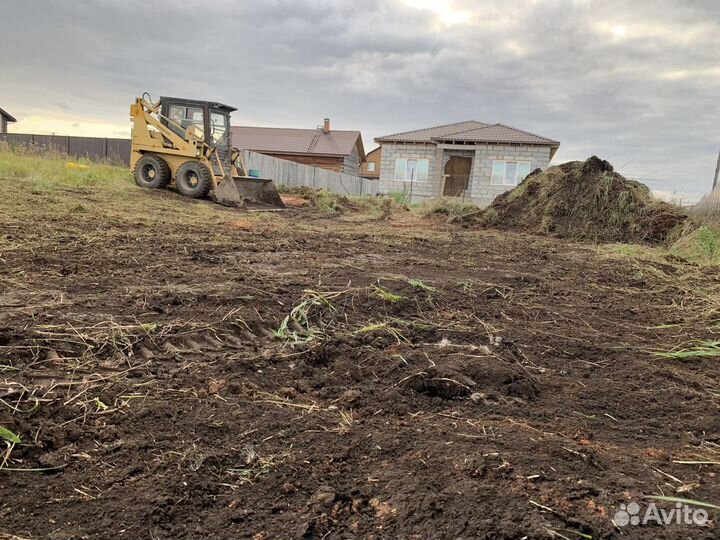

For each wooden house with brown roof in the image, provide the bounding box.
[231,119,365,177]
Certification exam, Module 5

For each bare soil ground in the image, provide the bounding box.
[1,170,719,539]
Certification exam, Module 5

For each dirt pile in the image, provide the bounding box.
[277,185,354,213]
[423,198,481,222]
[475,156,688,244]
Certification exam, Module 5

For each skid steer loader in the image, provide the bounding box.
[129,94,285,208]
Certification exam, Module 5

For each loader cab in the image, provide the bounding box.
[160,96,237,176]
[159,97,236,149]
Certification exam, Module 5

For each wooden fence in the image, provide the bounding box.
[0,133,131,165]
[242,150,378,197]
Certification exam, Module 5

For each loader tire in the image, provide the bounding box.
[176,161,213,199]
[134,154,171,189]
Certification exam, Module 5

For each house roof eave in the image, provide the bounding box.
[0,108,17,123]
[250,149,347,159]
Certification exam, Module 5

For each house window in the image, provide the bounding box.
[367,162,376,172]
[394,158,429,182]
[491,160,531,186]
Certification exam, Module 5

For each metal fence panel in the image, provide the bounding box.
[32,135,69,152]
[0,133,131,166]
[0,133,33,146]
[107,138,131,164]
[68,137,106,161]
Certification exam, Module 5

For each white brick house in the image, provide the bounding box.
[375,121,560,206]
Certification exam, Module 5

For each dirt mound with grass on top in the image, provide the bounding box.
[277,185,355,213]
[475,156,688,244]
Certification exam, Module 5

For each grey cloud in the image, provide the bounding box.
[0,0,718,197]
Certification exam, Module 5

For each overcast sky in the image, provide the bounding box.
[1,0,718,200]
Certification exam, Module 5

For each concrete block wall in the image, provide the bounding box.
[378,142,442,200]
[468,144,552,207]
[379,141,553,205]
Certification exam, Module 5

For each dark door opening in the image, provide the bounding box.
[443,156,472,197]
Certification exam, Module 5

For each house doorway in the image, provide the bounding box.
[443,156,473,197]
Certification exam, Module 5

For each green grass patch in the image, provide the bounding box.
[0,149,229,232]
[653,340,720,359]
[387,189,411,206]
[611,244,647,258]
[417,198,481,220]
[371,285,405,303]
[408,278,437,292]
[671,225,720,266]
[313,190,347,213]
[0,426,21,444]
[596,242,667,262]
[354,321,409,343]
[0,150,131,193]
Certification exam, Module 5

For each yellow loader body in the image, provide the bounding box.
[129,95,284,209]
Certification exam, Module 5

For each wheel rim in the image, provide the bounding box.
[182,171,200,191]
[141,164,157,182]
[183,170,200,189]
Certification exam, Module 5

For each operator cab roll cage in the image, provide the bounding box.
[159,96,236,148]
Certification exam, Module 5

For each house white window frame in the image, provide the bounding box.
[367,162,376,172]
[394,158,429,182]
[491,160,532,186]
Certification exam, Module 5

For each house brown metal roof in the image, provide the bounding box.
[375,121,489,143]
[0,107,17,123]
[435,124,559,145]
[231,126,365,160]
[376,121,559,147]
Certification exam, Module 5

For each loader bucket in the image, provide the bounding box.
[212,177,286,209]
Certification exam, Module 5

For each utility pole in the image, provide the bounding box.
[713,147,720,191]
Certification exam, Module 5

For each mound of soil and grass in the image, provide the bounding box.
[423,198,482,221]
[277,185,355,213]
[476,156,688,244]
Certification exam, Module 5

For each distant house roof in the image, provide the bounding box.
[231,126,365,160]
[0,107,17,123]
[376,120,559,148]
